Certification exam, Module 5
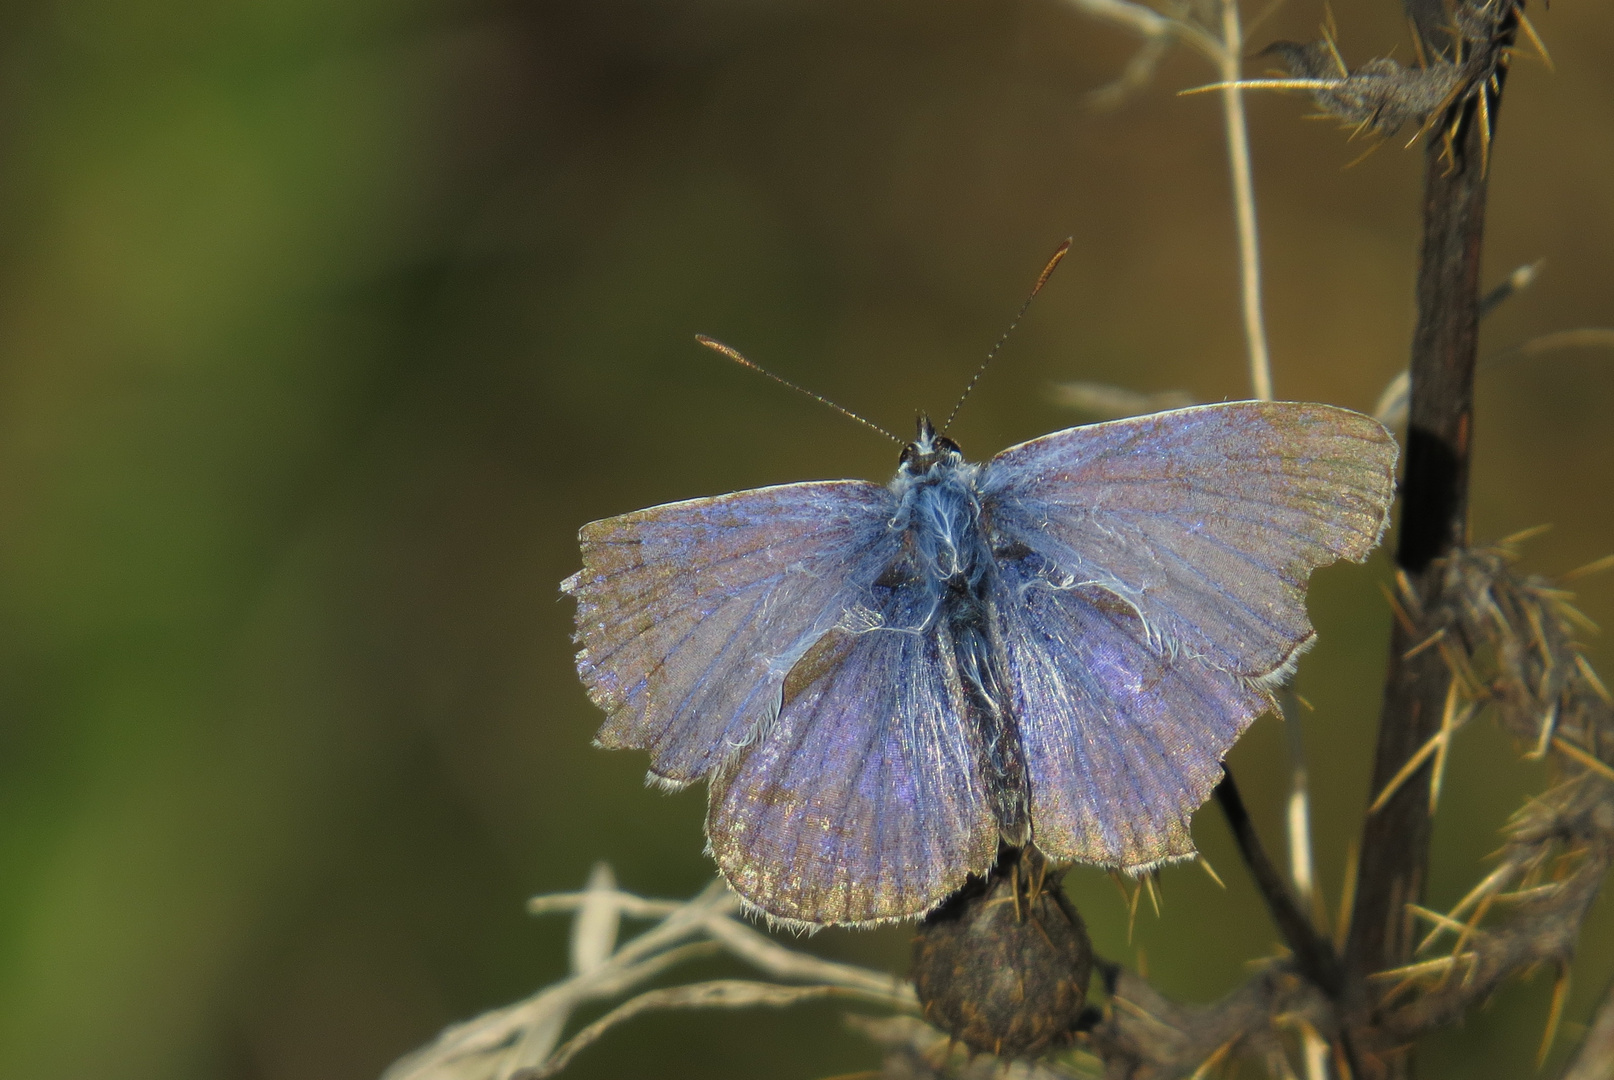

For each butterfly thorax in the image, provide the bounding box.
[891,416,989,584]
[890,415,1031,848]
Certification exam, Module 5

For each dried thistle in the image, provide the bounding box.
[1353,539,1614,1062]
[911,850,1094,1060]
[1190,0,1535,169]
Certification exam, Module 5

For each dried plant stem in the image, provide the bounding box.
[1214,772,1343,998]
[385,877,915,1080]
[524,981,895,1080]
[1210,24,1330,1076]
[1346,5,1518,1007]
[1060,0,1274,405]
[1217,0,1273,403]
[1282,698,1321,924]
[1209,1,1321,971]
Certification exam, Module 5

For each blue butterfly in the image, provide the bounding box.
[563,400,1396,928]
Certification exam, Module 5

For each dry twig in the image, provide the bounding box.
[383,872,913,1080]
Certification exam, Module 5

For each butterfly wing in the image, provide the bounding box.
[981,401,1397,681]
[706,575,998,927]
[563,480,901,787]
[981,400,1395,868]
[994,553,1272,867]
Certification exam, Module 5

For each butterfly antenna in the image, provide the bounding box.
[694,335,901,443]
[941,238,1071,434]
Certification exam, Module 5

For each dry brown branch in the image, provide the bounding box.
[383,874,915,1080]
[522,980,902,1080]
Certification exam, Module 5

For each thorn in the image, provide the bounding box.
[1370,710,1464,814]
[1370,952,1477,985]
[1335,842,1359,956]
[1436,637,1488,700]
[1551,736,1614,784]
[1405,903,1468,944]
[1402,626,1448,661]
[1380,582,1419,635]
[1417,861,1520,953]
[1109,992,1179,1033]
[1108,869,1133,906]
[1343,139,1385,170]
[1332,1039,1355,1080]
[1500,523,1553,548]
[1526,701,1559,761]
[1575,654,1612,705]
[1395,568,1424,617]
[1441,113,1460,172]
[1563,553,1614,582]
[1492,883,1563,905]
[1321,3,1342,52]
[1189,1039,1236,1080]
[1197,854,1226,890]
[1477,87,1492,177]
[1517,11,1555,71]
[1538,966,1571,1068]
[1408,18,1429,69]
[1375,954,1476,1006]
[1557,603,1600,636]
[1429,682,1472,815]
[1143,871,1162,917]
[1446,892,1496,980]
[1177,78,1347,97]
[1522,600,1553,671]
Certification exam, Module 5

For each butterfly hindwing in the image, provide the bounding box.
[706,570,998,927]
[563,480,900,787]
[982,401,1396,681]
[994,554,1273,868]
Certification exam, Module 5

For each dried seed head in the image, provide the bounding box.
[910,851,1093,1059]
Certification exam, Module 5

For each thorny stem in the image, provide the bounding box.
[1217,0,1273,403]
[1345,3,1518,1004]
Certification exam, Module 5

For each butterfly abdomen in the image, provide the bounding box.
[948,584,1031,847]
[897,458,1032,848]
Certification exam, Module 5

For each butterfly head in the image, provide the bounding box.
[899,414,965,479]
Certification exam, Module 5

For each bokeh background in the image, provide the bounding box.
[0,0,1610,1078]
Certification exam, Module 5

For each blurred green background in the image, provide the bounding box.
[0,0,1609,1078]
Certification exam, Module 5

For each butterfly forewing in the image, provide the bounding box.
[563,480,900,786]
[981,401,1397,682]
